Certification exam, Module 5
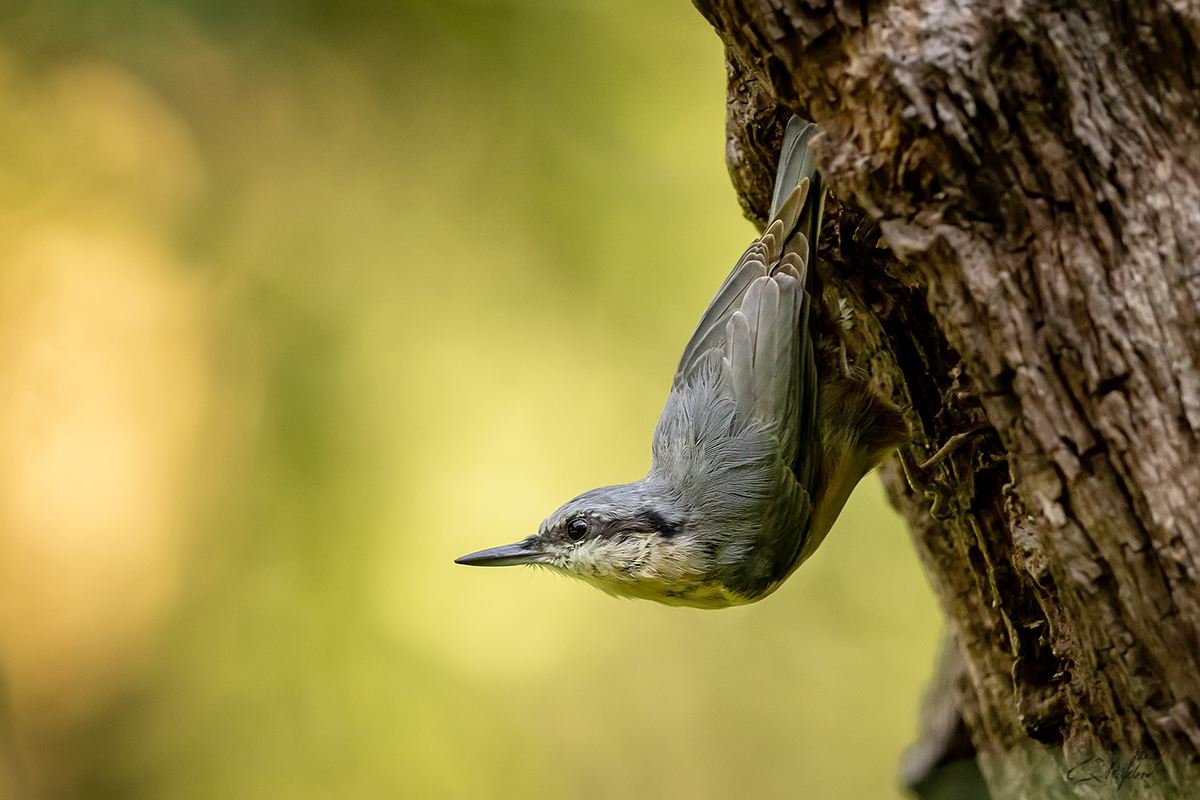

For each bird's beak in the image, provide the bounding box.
[455,537,546,567]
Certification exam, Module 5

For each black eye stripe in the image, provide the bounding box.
[637,509,681,538]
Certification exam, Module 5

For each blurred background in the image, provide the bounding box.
[0,0,942,797]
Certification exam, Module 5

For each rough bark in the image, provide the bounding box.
[689,0,1200,797]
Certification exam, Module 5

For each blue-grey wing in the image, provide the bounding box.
[672,118,824,393]
[652,117,827,594]
[673,118,822,480]
[722,272,805,458]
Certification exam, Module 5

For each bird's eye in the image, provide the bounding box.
[566,518,588,541]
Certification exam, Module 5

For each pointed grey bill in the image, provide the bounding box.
[455,538,545,567]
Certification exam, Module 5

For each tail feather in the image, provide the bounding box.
[769,118,823,279]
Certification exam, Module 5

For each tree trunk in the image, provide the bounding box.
[688,0,1200,797]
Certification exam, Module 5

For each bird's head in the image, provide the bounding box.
[456,483,743,608]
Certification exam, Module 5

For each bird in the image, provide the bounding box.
[455,116,908,608]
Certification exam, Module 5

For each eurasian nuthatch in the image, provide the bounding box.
[457,116,907,608]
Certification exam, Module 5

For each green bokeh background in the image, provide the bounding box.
[0,1,942,797]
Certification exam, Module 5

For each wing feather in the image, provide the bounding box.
[720,274,802,464]
[723,310,754,415]
[673,248,769,387]
[771,178,810,249]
